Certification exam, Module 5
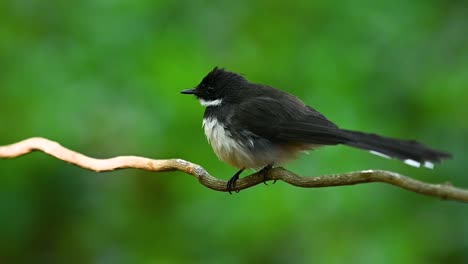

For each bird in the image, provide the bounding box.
[181,67,452,193]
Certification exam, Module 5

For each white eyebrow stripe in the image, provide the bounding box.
[199,98,223,107]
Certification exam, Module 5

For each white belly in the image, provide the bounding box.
[202,117,312,169]
[202,117,257,168]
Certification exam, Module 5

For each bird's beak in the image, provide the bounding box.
[180,88,196,95]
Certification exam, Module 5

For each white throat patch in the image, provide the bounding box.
[199,98,222,107]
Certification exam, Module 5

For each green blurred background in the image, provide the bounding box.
[1,0,467,263]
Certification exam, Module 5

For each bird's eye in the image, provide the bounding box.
[207,86,215,93]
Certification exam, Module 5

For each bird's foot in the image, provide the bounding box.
[227,168,245,194]
[259,164,276,185]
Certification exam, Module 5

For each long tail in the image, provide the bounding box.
[342,130,452,169]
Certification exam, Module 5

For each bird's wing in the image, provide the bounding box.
[229,97,348,145]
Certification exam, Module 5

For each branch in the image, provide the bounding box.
[1,137,467,203]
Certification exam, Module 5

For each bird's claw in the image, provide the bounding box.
[227,169,244,194]
[260,164,274,185]
[227,176,239,194]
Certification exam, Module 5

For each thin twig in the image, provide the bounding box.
[0,137,466,202]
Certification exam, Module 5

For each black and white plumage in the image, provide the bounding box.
[181,67,452,193]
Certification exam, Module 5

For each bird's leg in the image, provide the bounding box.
[227,168,245,194]
[259,164,275,185]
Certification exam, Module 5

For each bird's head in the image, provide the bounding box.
[181,67,247,107]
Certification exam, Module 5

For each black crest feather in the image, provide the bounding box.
[201,67,246,86]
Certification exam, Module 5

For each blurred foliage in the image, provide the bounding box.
[1,0,467,263]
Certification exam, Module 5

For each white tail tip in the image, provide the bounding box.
[369,150,391,159]
[404,159,421,168]
[369,151,436,170]
[424,161,435,169]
